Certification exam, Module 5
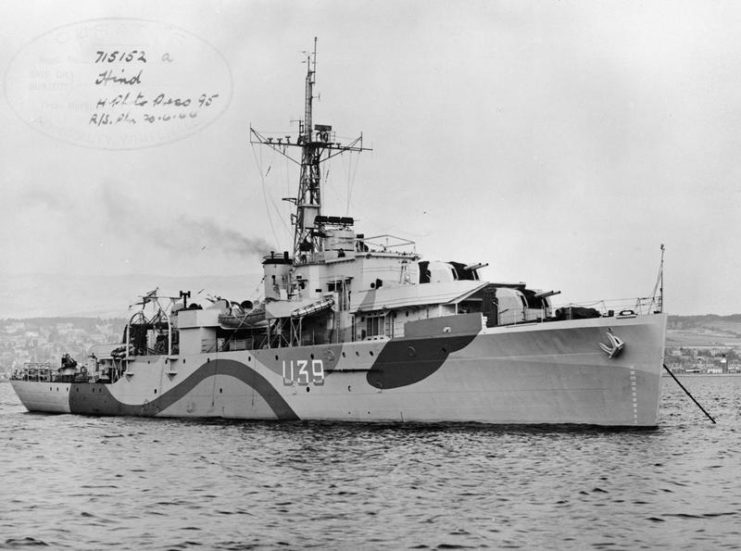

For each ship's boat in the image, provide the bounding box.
[11,40,667,426]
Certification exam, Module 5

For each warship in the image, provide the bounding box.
[11,42,667,426]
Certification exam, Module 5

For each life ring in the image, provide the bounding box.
[618,309,636,317]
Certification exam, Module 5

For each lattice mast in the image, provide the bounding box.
[296,37,321,256]
[250,37,369,259]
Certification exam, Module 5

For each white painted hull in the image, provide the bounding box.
[12,381,72,413]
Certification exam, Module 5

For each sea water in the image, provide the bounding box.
[1,376,740,550]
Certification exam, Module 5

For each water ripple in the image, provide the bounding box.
[1,376,740,549]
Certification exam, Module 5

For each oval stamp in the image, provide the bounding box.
[4,18,233,150]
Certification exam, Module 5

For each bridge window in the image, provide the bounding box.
[328,279,351,311]
[365,313,388,338]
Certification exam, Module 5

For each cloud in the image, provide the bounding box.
[17,186,74,211]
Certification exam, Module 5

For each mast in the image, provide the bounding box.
[250,38,370,259]
[295,37,321,256]
[658,243,665,313]
[650,243,665,313]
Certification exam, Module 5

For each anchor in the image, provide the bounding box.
[600,329,625,359]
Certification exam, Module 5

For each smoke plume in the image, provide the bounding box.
[99,183,275,257]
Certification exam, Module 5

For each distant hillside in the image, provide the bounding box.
[0,317,126,372]
[667,314,741,348]
[0,273,262,319]
[3,277,740,349]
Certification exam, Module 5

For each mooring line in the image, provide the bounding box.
[663,364,716,424]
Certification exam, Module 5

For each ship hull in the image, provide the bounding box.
[11,314,666,427]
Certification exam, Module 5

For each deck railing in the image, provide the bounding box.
[11,362,53,382]
[553,296,661,317]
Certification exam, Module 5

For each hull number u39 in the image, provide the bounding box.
[282,359,324,386]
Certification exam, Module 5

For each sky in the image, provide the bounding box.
[1,0,740,316]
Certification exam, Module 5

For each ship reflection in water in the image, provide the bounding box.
[0,377,739,549]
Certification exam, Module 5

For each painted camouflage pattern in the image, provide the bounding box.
[11,313,667,426]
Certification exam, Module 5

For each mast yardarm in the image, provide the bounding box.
[250,37,370,259]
